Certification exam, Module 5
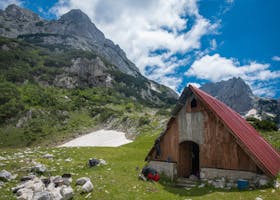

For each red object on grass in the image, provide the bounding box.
[147,173,160,182]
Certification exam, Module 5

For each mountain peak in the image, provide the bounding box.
[58,9,105,42]
[4,4,40,21]
[60,9,91,23]
[200,77,253,114]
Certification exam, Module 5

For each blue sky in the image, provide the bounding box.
[1,0,280,98]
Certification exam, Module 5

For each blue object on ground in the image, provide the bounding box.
[237,179,249,190]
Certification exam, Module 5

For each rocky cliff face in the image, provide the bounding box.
[0,4,178,105]
[200,77,280,126]
[0,4,139,77]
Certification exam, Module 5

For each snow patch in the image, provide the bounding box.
[59,130,132,147]
[245,109,261,119]
[150,82,161,93]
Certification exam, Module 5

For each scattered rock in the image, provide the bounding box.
[198,183,205,188]
[0,156,6,160]
[48,187,63,200]
[17,188,34,200]
[64,158,72,162]
[99,159,107,165]
[33,191,51,200]
[60,186,74,200]
[189,175,198,181]
[31,163,47,174]
[0,170,12,181]
[138,173,147,181]
[82,180,93,193]
[212,179,225,189]
[274,180,280,189]
[20,174,36,182]
[255,197,263,200]
[76,177,90,186]
[42,154,54,159]
[0,181,5,188]
[259,178,269,187]
[53,176,64,187]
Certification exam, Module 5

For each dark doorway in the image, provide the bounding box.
[178,141,200,178]
[191,142,199,177]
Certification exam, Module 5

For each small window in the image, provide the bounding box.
[191,98,197,108]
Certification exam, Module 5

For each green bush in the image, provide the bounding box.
[0,81,24,123]
[246,117,278,131]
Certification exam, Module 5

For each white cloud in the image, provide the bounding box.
[50,0,219,91]
[186,54,280,96]
[186,54,280,82]
[272,56,280,61]
[0,0,22,9]
[187,82,201,88]
[210,39,217,50]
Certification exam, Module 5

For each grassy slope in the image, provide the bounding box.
[0,130,279,200]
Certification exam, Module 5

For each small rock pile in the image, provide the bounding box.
[12,174,74,200]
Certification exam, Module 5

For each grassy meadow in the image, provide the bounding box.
[0,130,279,200]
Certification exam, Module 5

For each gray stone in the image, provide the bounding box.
[16,188,34,199]
[33,191,51,200]
[20,174,36,182]
[0,169,12,181]
[198,183,205,188]
[259,178,269,187]
[212,179,225,189]
[0,181,5,187]
[42,154,54,159]
[60,186,74,200]
[76,177,90,185]
[82,180,93,193]
[99,159,107,165]
[31,163,47,174]
[64,158,72,162]
[33,180,45,192]
[48,187,63,200]
[0,156,6,160]
[274,180,280,189]
[53,176,64,187]
[255,197,263,200]
[62,177,72,186]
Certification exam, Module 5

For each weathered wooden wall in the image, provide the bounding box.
[150,118,179,162]
[200,107,257,172]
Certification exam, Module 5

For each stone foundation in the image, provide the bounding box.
[201,168,261,181]
[148,161,177,181]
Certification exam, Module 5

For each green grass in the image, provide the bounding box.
[0,132,279,200]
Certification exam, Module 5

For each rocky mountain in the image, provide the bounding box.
[0,4,177,105]
[200,77,280,127]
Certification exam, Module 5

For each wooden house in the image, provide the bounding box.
[145,85,280,181]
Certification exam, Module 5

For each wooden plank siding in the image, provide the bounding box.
[200,108,257,172]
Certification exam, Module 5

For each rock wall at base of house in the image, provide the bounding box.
[148,161,177,181]
[200,168,270,183]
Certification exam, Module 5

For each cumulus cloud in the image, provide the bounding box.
[272,56,280,61]
[186,53,280,96]
[50,0,219,90]
[0,0,22,9]
[186,54,280,82]
[187,82,201,88]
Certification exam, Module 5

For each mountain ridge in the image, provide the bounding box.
[0,4,178,103]
[200,77,280,127]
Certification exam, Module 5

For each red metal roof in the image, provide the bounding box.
[190,85,280,177]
